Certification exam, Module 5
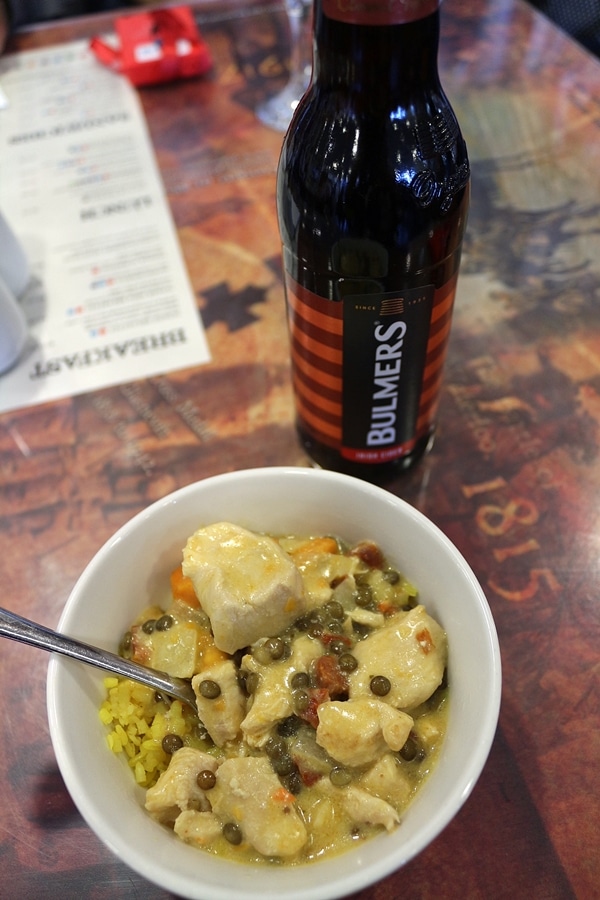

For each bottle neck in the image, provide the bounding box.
[312,0,441,93]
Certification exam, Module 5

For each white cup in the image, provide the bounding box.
[0,210,30,373]
[0,273,28,373]
[0,210,30,298]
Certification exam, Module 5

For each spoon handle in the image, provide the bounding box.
[0,606,198,711]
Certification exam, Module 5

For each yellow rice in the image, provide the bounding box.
[99,676,196,788]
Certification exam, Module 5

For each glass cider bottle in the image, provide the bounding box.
[277,0,470,482]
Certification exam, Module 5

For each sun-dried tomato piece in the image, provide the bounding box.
[416,627,434,654]
[349,540,385,569]
[298,687,330,729]
[293,759,323,787]
[320,632,352,648]
[314,655,349,698]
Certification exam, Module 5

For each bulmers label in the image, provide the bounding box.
[322,0,440,27]
[285,274,458,464]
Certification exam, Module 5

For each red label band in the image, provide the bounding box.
[322,0,440,27]
[341,439,417,463]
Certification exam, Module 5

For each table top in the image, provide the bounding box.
[2,1,599,897]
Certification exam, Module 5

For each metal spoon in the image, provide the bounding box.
[0,606,198,713]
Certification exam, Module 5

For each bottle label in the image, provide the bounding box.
[285,272,458,464]
[322,0,440,27]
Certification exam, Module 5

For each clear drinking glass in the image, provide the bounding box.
[256,0,313,132]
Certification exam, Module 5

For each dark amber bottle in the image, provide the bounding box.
[277,0,470,483]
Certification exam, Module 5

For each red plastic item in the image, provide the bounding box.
[90,6,213,87]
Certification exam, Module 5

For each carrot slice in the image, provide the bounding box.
[170,565,200,608]
[202,644,229,669]
[271,786,296,805]
[290,536,339,559]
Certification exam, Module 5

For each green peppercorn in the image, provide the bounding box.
[277,716,301,737]
[325,600,345,620]
[370,675,391,696]
[196,769,216,790]
[355,585,373,608]
[400,736,425,762]
[155,614,174,631]
[292,689,310,712]
[329,766,352,786]
[290,671,310,689]
[281,771,303,795]
[264,636,286,659]
[141,619,156,634]
[223,822,243,845]
[198,679,221,699]
[161,733,183,754]
[265,736,287,760]
[352,621,370,638]
[338,652,358,673]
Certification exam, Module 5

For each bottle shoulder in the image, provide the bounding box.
[279,86,469,217]
[284,86,467,162]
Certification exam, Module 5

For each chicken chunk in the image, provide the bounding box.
[210,757,307,858]
[291,544,360,608]
[347,607,385,629]
[182,522,306,653]
[342,784,400,831]
[174,809,222,848]
[358,753,413,808]
[349,605,447,710]
[192,659,246,747]
[412,707,446,750]
[316,697,413,767]
[241,634,322,747]
[317,780,400,832]
[145,747,219,824]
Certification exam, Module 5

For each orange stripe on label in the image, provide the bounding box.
[421,349,447,392]
[292,349,343,393]
[419,369,445,408]
[295,392,342,443]
[430,275,457,324]
[426,322,452,357]
[291,326,343,365]
[294,371,343,418]
[288,289,343,336]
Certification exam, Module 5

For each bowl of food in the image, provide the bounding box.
[47,466,501,900]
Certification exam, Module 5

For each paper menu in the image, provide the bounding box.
[0,40,211,415]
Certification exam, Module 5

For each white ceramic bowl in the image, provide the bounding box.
[47,467,501,900]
